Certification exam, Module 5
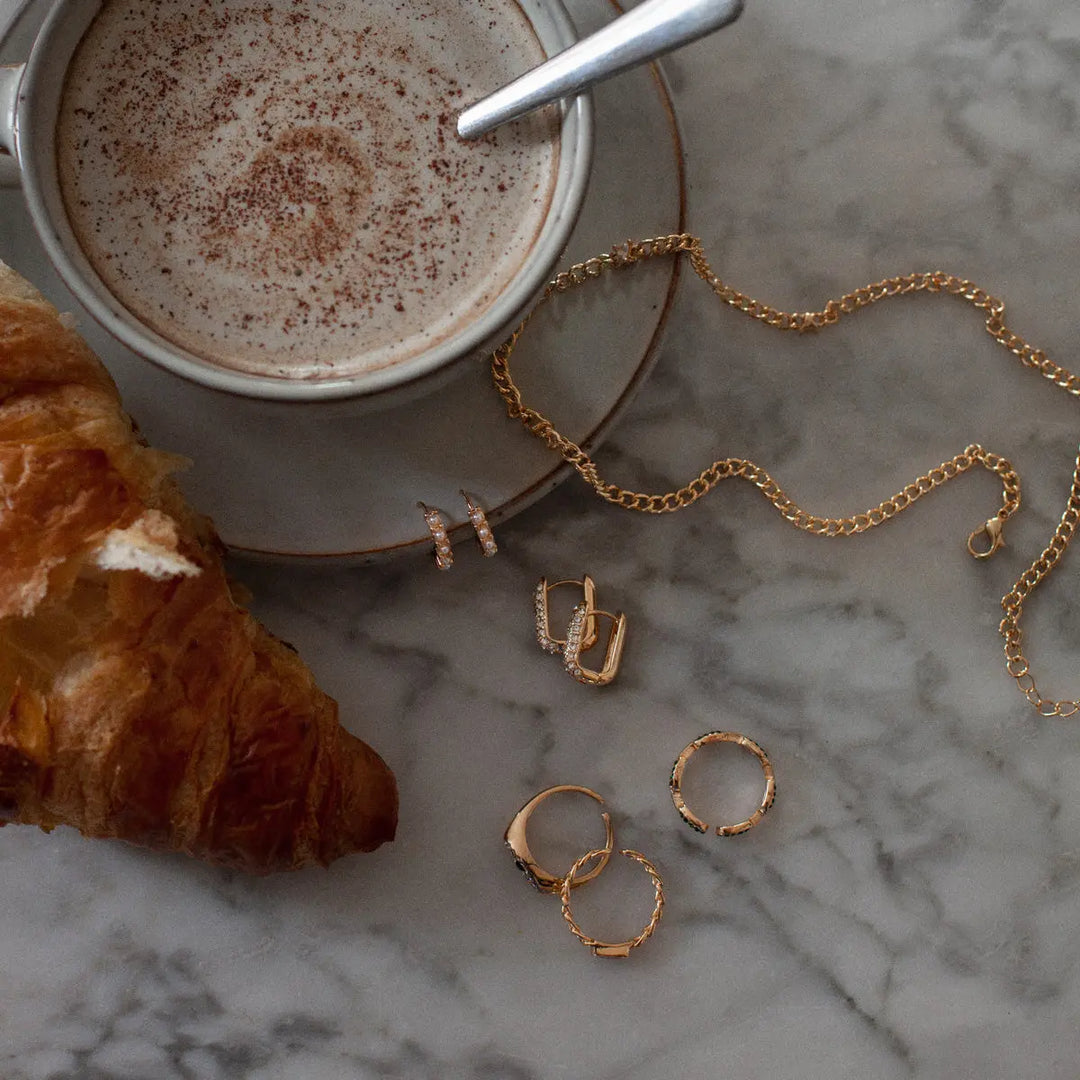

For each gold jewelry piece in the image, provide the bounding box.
[492,233,1080,719]
[563,605,626,686]
[559,848,665,958]
[417,502,453,570]
[504,785,614,893]
[492,236,1023,523]
[534,576,598,655]
[669,731,776,836]
[460,490,498,557]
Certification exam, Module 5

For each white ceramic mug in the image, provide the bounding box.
[0,0,593,404]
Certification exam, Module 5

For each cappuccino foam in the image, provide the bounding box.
[57,0,560,380]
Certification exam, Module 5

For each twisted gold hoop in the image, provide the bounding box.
[504,785,614,893]
[559,848,665,958]
[670,731,776,836]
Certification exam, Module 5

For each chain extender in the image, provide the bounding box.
[490,232,1080,718]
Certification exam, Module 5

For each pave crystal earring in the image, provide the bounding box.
[534,577,599,655]
[563,605,626,687]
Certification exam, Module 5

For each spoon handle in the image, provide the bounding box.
[457,0,744,140]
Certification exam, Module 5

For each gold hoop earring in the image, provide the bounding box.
[669,731,776,836]
[534,576,598,655]
[504,785,614,893]
[417,502,453,570]
[559,848,665,958]
[563,606,626,686]
[460,490,498,557]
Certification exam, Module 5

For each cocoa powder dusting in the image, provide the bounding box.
[56,0,560,379]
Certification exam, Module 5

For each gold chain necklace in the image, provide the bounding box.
[491,232,1080,719]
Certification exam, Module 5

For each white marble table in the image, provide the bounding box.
[4,0,1080,1077]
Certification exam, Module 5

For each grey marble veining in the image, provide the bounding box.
[4,0,1080,1077]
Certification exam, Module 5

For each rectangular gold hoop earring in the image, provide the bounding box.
[563,605,626,686]
[534,576,598,654]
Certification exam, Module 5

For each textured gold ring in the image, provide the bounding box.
[670,731,776,836]
[504,785,614,893]
[559,848,665,958]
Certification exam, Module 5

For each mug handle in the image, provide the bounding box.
[0,63,23,187]
[0,0,35,187]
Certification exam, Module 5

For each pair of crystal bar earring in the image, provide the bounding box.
[533,575,627,686]
[417,491,497,570]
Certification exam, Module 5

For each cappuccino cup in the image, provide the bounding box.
[0,0,592,403]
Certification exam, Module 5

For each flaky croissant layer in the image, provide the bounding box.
[0,262,397,872]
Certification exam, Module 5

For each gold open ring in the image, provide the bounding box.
[504,785,614,893]
[559,848,665,958]
[669,731,777,836]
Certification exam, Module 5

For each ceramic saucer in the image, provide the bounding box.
[0,0,685,561]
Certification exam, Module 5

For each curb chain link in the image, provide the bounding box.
[490,233,1080,717]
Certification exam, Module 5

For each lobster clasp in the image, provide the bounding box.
[967,516,1005,559]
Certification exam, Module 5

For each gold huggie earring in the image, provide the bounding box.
[460,490,497,557]
[669,731,777,836]
[504,785,614,893]
[560,848,665,958]
[417,502,453,570]
[563,606,626,686]
[534,577,598,655]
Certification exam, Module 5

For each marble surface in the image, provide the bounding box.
[4,0,1080,1077]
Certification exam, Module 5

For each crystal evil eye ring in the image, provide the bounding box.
[669,731,776,836]
[504,785,614,893]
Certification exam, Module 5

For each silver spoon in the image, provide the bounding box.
[457,0,744,140]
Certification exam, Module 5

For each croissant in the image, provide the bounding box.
[0,261,397,872]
